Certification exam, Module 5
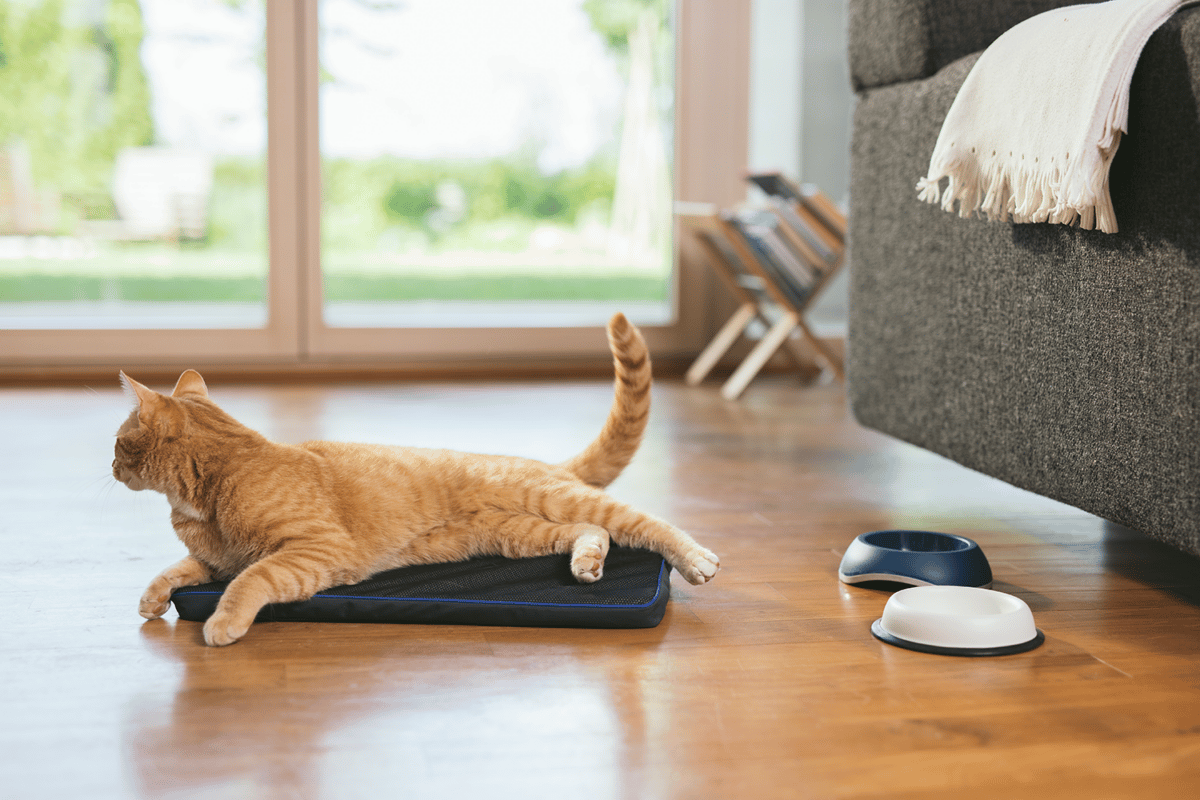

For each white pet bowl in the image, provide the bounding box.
[871,585,1044,657]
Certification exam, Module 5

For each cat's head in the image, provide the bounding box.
[113,370,213,493]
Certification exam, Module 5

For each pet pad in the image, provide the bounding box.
[170,546,672,629]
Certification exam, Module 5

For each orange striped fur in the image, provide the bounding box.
[114,314,719,646]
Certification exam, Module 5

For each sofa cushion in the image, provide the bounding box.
[849,0,1097,90]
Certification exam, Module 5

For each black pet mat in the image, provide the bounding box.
[171,546,672,629]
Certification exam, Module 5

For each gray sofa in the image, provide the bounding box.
[846,0,1200,558]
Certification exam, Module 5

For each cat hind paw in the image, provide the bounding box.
[571,549,606,583]
[678,548,720,585]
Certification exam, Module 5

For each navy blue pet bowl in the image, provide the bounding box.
[838,530,993,588]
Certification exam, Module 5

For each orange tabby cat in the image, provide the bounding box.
[115,313,719,646]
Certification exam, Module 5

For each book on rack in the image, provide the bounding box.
[696,224,777,312]
[767,197,834,267]
[747,172,844,229]
[746,172,845,262]
[722,209,814,311]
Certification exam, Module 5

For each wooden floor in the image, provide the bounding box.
[3,375,1200,799]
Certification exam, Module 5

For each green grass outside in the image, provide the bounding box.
[0,273,670,303]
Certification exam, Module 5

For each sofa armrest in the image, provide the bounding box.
[849,0,1094,90]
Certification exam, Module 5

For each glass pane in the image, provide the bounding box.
[318,0,674,328]
[0,0,267,330]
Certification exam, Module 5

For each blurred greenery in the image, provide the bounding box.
[0,0,673,307]
[0,272,667,302]
[207,157,268,252]
[328,272,667,303]
[327,153,617,249]
[0,0,153,200]
[582,0,670,57]
[0,273,264,302]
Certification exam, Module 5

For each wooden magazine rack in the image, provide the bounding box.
[682,174,846,400]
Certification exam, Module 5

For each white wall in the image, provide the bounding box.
[748,0,803,180]
[748,0,851,331]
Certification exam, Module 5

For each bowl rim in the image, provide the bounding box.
[838,529,993,588]
[858,529,979,553]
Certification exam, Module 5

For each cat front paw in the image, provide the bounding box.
[139,586,172,620]
[203,610,251,647]
[678,548,720,585]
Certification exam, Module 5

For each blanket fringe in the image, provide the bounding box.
[916,143,1120,233]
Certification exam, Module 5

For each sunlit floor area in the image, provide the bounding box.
[3,377,1200,799]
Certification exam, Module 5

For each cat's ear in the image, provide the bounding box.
[120,371,164,418]
[171,369,209,399]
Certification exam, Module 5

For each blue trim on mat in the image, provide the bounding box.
[174,559,668,610]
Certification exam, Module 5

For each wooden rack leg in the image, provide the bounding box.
[686,302,758,386]
[721,311,800,400]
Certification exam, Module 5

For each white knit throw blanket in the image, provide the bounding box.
[916,0,1190,234]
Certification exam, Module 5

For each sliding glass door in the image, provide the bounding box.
[0,0,744,373]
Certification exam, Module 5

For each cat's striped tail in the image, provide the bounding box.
[560,313,652,488]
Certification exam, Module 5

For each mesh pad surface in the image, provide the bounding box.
[170,547,671,629]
